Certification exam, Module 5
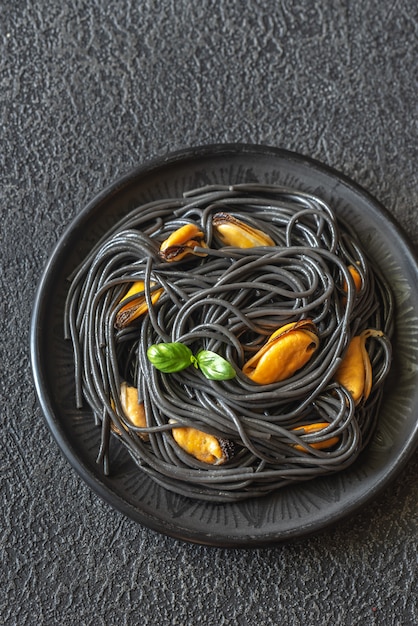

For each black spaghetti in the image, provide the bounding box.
[64,184,393,502]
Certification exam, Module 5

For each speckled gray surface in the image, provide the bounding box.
[2,1,418,624]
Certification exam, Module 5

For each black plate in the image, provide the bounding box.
[31,144,418,547]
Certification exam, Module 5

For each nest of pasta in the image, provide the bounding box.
[65,184,393,502]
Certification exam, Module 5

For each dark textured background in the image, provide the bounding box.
[2,1,418,624]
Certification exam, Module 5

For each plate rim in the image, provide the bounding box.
[30,143,418,546]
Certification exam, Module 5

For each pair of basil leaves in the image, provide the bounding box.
[147,342,236,381]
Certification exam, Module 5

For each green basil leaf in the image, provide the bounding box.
[147,342,193,373]
[196,350,236,380]
[190,355,199,369]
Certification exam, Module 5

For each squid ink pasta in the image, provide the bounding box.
[64,184,393,502]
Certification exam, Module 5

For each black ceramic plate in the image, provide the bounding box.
[31,144,418,547]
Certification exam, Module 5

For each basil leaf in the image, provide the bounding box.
[147,342,193,373]
[196,350,236,380]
